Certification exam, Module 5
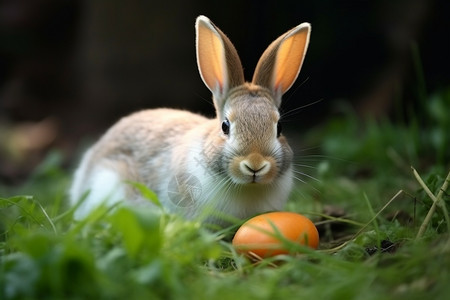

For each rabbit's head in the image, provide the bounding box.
[195,16,310,187]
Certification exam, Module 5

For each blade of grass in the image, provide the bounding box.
[352,190,404,239]
[312,213,366,228]
[414,167,450,239]
[363,193,381,247]
[411,41,427,106]
[34,199,57,235]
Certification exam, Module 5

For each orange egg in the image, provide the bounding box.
[232,212,319,258]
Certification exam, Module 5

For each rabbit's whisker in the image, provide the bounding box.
[292,163,317,169]
[292,170,321,183]
[280,98,323,120]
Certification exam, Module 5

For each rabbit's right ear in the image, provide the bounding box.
[196,16,245,112]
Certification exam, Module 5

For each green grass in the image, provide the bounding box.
[1,89,449,300]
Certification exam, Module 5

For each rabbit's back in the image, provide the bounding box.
[70,108,210,217]
[95,108,208,162]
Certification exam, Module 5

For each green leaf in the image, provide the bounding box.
[126,181,162,207]
[110,206,162,260]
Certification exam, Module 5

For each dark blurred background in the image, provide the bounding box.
[0,0,449,184]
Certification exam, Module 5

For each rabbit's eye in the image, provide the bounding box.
[277,122,282,137]
[222,119,230,135]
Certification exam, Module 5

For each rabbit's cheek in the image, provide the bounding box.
[277,139,294,171]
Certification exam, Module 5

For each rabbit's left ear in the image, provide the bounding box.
[196,16,245,111]
[252,23,311,107]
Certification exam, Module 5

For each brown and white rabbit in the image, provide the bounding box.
[70,15,311,225]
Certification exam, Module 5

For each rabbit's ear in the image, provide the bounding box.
[196,16,244,108]
[252,23,311,107]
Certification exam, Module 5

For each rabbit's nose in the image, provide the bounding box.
[240,153,271,176]
[242,162,270,175]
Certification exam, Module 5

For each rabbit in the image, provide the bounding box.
[70,15,311,226]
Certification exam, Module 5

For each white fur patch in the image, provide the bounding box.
[72,167,125,220]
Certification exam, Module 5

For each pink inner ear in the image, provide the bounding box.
[273,29,309,94]
[197,23,227,95]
